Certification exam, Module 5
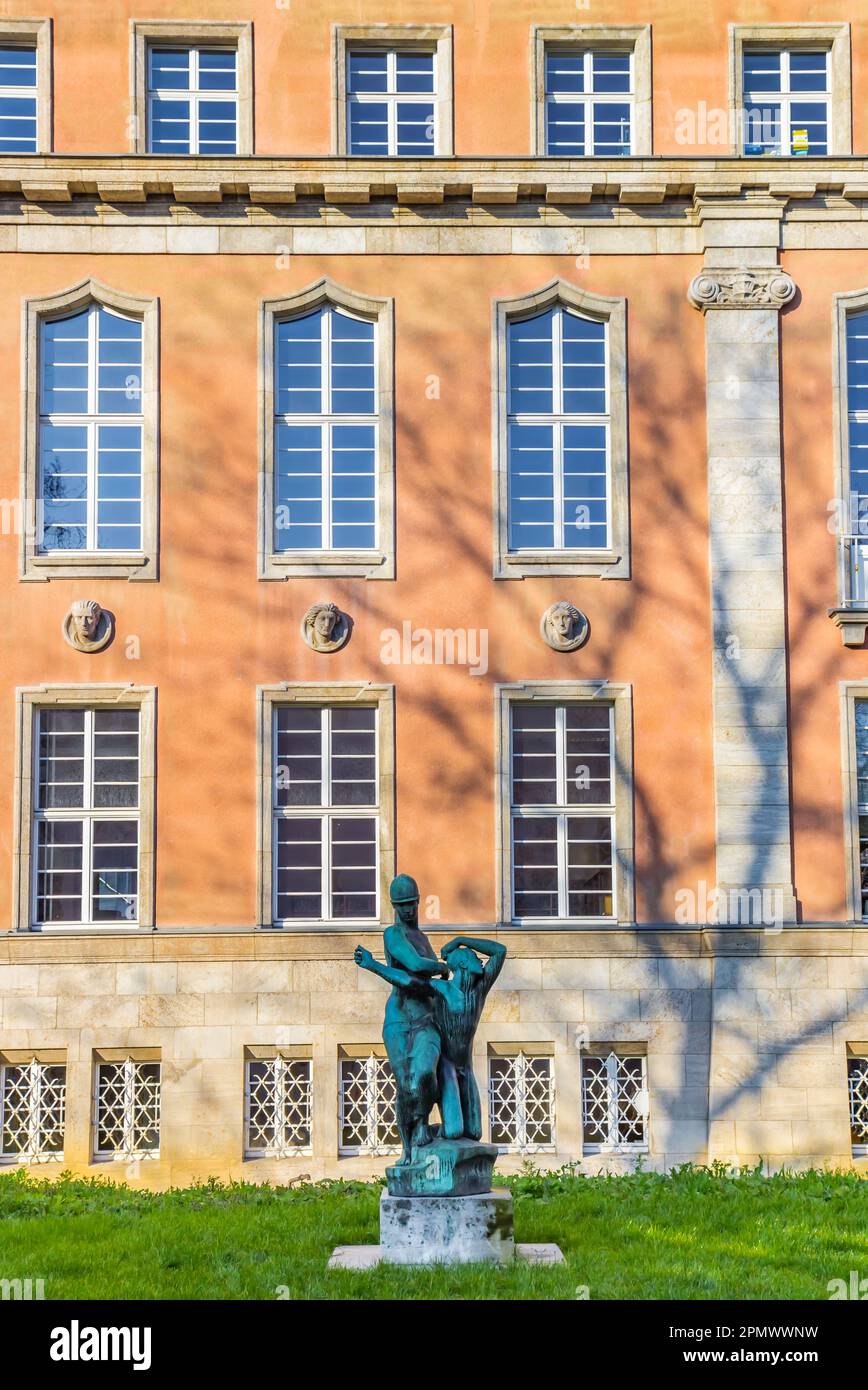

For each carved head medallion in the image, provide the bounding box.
[540,601,590,652]
[300,601,351,653]
[62,598,114,653]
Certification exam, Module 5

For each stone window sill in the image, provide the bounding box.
[24,552,155,582]
[260,550,391,580]
[497,550,626,580]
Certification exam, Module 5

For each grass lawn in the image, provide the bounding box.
[0,1162,865,1300]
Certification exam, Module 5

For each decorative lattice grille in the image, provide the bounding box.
[849,1057,868,1152]
[0,1060,65,1162]
[488,1052,555,1152]
[581,1051,647,1151]
[245,1057,312,1156]
[94,1059,160,1160]
[339,1054,399,1155]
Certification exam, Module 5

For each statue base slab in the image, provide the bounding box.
[328,1241,565,1270]
[385,1137,498,1197]
[379,1189,514,1265]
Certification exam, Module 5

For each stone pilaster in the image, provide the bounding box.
[688,265,798,924]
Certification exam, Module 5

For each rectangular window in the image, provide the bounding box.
[511,702,615,921]
[742,48,829,155]
[39,305,143,555]
[507,305,609,554]
[245,1055,312,1157]
[274,305,377,554]
[273,705,378,924]
[347,48,435,155]
[855,700,868,918]
[849,1056,868,1156]
[845,312,868,604]
[33,707,140,928]
[338,1053,399,1155]
[488,1051,555,1152]
[581,1050,648,1152]
[93,1057,160,1161]
[0,1059,65,1163]
[147,44,237,154]
[545,49,632,156]
[0,44,37,152]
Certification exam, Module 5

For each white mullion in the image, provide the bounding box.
[387,50,397,155]
[83,710,95,924]
[365,1052,377,1149]
[87,307,98,549]
[322,707,332,919]
[29,1057,41,1158]
[122,1056,134,1157]
[515,1053,528,1149]
[322,311,332,548]
[556,814,569,919]
[0,1066,5,1155]
[189,48,200,156]
[606,1051,619,1148]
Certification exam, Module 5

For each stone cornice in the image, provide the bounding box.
[3,154,868,211]
[688,266,798,312]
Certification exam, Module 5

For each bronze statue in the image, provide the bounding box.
[354,874,506,1196]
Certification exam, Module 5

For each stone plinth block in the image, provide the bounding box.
[385,1137,498,1197]
[379,1190,515,1266]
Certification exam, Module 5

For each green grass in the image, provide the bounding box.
[0,1162,865,1300]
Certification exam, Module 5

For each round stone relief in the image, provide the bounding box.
[300,601,351,654]
[540,601,590,653]
[62,598,114,653]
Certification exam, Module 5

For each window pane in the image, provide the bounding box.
[331,816,377,918]
[198,49,237,91]
[275,817,322,919]
[348,51,388,93]
[396,51,434,93]
[41,311,89,414]
[36,819,83,922]
[93,710,140,808]
[348,100,388,154]
[276,312,323,414]
[591,52,631,94]
[513,816,559,917]
[396,101,434,155]
[150,96,191,153]
[592,101,631,155]
[38,710,85,808]
[546,101,584,156]
[508,310,554,414]
[92,820,138,921]
[789,51,827,92]
[546,52,583,94]
[743,50,782,93]
[275,706,322,807]
[149,49,190,90]
[330,310,375,413]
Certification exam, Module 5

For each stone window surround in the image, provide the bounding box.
[530,25,652,158]
[256,682,396,931]
[331,23,454,157]
[20,277,160,583]
[258,277,395,581]
[839,681,868,922]
[130,19,254,156]
[830,287,868,645]
[494,680,635,929]
[727,23,852,158]
[11,684,157,934]
[492,278,629,580]
[0,17,52,153]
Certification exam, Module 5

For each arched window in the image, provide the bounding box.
[493,281,628,579]
[260,281,394,580]
[21,279,159,581]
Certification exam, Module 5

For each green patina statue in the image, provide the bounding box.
[354,873,506,1197]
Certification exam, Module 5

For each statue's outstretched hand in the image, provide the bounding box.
[354,945,373,968]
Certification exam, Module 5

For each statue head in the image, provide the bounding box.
[300,601,350,653]
[442,942,484,977]
[62,597,113,653]
[540,600,589,653]
[71,598,101,643]
[389,873,420,929]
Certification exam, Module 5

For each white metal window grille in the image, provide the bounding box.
[347,49,436,156]
[273,704,379,924]
[507,305,609,553]
[38,304,143,554]
[488,1053,555,1152]
[849,1056,868,1155]
[94,1059,160,1160]
[274,305,377,553]
[545,49,633,156]
[511,702,615,921]
[855,700,868,918]
[581,1052,647,1151]
[742,49,829,156]
[0,1060,66,1162]
[0,44,37,152]
[245,1057,313,1156]
[33,707,140,929]
[339,1054,399,1155]
[844,313,868,604]
[148,46,237,154]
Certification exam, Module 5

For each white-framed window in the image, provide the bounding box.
[511,702,615,922]
[147,44,238,154]
[244,1054,313,1157]
[741,48,829,156]
[544,48,633,156]
[274,304,377,554]
[0,1058,65,1163]
[581,1050,648,1153]
[338,1053,399,1156]
[0,42,37,152]
[507,304,609,555]
[93,1057,160,1161]
[33,707,140,928]
[854,700,868,918]
[849,1056,868,1156]
[843,310,868,605]
[488,1051,555,1153]
[272,704,379,924]
[38,303,143,556]
[347,47,436,155]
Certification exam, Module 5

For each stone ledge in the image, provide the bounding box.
[328,1242,565,1269]
[829,607,868,647]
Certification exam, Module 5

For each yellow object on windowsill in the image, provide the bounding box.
[792,128,809,155]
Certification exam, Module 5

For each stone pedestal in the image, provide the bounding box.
[385,1137,498,1197]
[379,1189,514,1265]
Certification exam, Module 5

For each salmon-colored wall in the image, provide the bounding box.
[0,0,864,158]
[0,252,714,927]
